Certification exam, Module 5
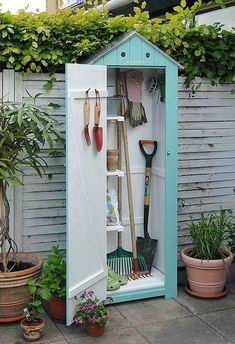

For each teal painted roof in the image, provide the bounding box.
[84,31,183,69]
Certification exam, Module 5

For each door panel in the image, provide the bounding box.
[66,63,107,325]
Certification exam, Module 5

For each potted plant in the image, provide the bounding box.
[20,279,45,342]
[39,245,66,322]
[181,209,234,298]
[0,98,64,322]
[74,291,112,337]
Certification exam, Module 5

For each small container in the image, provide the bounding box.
[107,96,121,116]
[107,149,119,171]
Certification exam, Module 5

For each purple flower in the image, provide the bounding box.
[74,290,107,326]
[74,316,83,325]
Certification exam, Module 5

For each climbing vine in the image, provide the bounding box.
[0,0,234,87]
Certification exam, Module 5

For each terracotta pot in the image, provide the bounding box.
[0,253,43,323]
[20,317,44,342]
[48,298,66,323]
[181,245,234,297]
[86,314,108,337]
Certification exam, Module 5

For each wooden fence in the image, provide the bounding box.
[0,70,234,259]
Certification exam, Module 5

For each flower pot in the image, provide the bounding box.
[181,245,234,298]
[20,317,44,342]
[48,298,66,323]
[0,253,43,323]
[86,314,108,337]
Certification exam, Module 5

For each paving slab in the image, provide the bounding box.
[67,327,150,344]
[55,320,87,339]
[137,316,231,344]
[175,287,235,316]
[227,281,235,295]
[114,297,191,326]
[199,308,235,342]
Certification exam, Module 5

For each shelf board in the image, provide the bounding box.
[106,170,124,177]
[107,116,124,122]
[107,224,124,232]
[107,267,165,294]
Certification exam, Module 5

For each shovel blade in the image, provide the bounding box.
[136,236,158,273]
[93,126,103,152]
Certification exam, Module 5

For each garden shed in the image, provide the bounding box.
[66,31,183,325]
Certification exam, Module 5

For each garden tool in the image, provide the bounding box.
[84,88,91,146]
[122,119,149,279]
[93,89,103,151]
[107,88,134,276]
[125,70,147,128]
[137,140,158,273]
[107,79,148,277]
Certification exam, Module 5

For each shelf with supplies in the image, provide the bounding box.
[106,224,124,232]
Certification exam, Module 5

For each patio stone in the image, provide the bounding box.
[114,297,191,326]
[175,287,235,316]
[55,321,87,339]
[137,316,230,344]
[199,308,235,342]
[67,327,150,344]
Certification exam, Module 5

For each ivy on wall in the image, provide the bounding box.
[0,0,234,87]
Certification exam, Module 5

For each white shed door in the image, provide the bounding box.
[66,63,107,326]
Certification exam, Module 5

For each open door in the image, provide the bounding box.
[66,63,107,325]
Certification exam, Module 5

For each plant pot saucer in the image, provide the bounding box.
[185,285,228,299]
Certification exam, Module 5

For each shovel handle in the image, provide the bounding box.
[139,140,157,239]
[139,140,158,168]
[95,89,101,126]
[84,89,90,126]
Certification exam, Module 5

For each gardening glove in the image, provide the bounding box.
[125,70,147,128]
[126,102,147,128]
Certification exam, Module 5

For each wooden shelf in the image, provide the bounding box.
[107,116,124,122]
[107,224,124,232]
[106,170,124,177]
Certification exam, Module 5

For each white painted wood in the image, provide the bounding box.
[66,64,107,326]
[19,72,66,255]
[0,72,2,97]
[3,70,15,243]
[13,73,24,250]
[107,116,125,121]
[178,79,235,261]
[106,170,125,177]
[107,224,124,232]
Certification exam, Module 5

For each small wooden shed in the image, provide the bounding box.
[66,31,183,325]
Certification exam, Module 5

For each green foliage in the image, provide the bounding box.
[0,98,65,186]
[24,279,45,323]
[187,209,234,260]
[39,245,66,300]
[0,1,234,87]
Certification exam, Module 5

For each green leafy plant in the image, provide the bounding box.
[225,215,235,253]
[23,279,45,323]
[39,245,66,300]
[74,291,112,326]
[0,99,65,273]
[187,209,234,260]
[0,1,234,88]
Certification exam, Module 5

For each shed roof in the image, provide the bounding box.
[84,31,183,69]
